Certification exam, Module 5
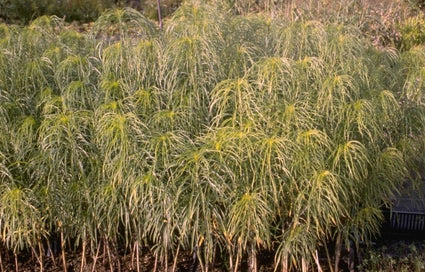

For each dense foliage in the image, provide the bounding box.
[0,0,116,22]
[1,2,425,272]
[359,241,425,272]
[0,0,181,23]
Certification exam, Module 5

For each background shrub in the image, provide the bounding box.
[0,0,182,24]
[0,0,115,23]
[399,14,425,51]
[359,241,425,272]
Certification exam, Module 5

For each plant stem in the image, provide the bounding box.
[38,242,44,272]
[14,253,18,272]
[301,257,308,272]
[281,253,288,272]
[153,254,158,272]
[61,229,68,272]
[136,241,140,272]
[234,252,240,272]
[80,240,86,272]
[106,240,114,272]
[313,250,323,272]
[91,242,101,272]
[172,244,180,272]
[324,242,334,272]
[157,0,163,30]
[334,233,342,272]
[228,248,233,271]
[47,240,57,267]
[248,243,257,272]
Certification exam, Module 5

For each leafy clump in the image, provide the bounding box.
[0,0,115,23]
[399,15,425,51]
[359,241,425,272]
[1,3,425,272]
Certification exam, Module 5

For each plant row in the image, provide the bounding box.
[1,3,425,272]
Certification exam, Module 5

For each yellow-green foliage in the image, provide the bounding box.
[0,3,424,272]
[400,15,425,51]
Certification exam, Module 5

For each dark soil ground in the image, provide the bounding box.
[4,234,424,272]
[0,244,362,272]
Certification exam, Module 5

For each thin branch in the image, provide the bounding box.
[157,0,163,30]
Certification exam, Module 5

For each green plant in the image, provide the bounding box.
[1,3,425,272]
[0,0,115,23]
[359,241,425,272]
[399,15,425,51]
